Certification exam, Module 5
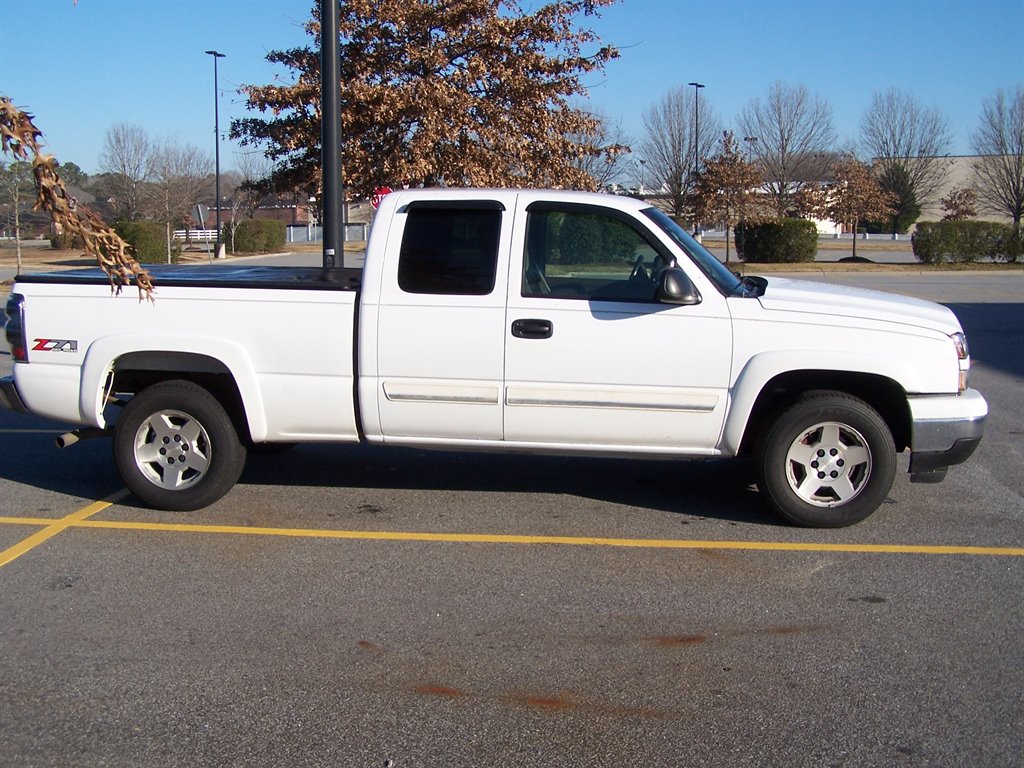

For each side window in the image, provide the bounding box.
[398,206,501,295]
[523,208,665,302]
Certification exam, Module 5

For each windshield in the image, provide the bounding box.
[642,208,744,296]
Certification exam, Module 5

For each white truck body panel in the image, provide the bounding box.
[14,283,359,442]
[2,188,987,524]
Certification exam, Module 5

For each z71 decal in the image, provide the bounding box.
[32,338,79,353]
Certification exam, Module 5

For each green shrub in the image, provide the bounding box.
[735,219,817,263]
[232,219,285,253]
[115,221,179,264]
[50,230,84,250]
[865,164,920,235]
[912,221,1022,264]
[1004,227,1024,262]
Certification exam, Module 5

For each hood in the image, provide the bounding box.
[756,277,962,335]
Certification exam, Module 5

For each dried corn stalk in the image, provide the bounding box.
[1,96,153,300]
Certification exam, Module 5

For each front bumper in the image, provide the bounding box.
[907,389,987,480]
[0,375,28,414]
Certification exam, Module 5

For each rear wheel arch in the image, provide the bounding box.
[110,351,253,443]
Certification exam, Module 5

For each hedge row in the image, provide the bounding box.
[912,221,1022,264]
[734,219,818,263]
[230,219,285,253]
[114,221,180,264]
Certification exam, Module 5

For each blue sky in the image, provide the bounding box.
[1,0,1021,178]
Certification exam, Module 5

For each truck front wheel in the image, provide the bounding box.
[756,391,896,528]
[113,380,247,511]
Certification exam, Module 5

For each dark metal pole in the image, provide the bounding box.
[688,81,704,236]
[321,0,343,269]
[206,50,225,254]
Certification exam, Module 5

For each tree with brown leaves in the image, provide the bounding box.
[819,156,895,259]
[693,131,763,262]
[232,0,620,198]
[940,187,978,221]
[0,96,153,299]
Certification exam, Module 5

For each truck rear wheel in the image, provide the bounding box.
[756,391,896,528]
[113,380,246,511]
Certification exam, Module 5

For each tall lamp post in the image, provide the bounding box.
[742,136,758,258]
[687,81,705,236]
[743,135,758,161]
[205,50,225,256]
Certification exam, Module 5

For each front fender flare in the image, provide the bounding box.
[721,350,916,455]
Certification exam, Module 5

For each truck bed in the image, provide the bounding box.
[9,264,363,442]
[14,265,363,292]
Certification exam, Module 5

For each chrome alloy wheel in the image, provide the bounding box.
[784,421,872,507]
[132,409,212,490]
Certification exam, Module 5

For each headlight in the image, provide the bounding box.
[951,332,970,391]
[951,332,969,361]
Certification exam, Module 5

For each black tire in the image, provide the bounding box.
[756,391,896,528]
[113,380,247,511]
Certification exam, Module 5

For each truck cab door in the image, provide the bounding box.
[503,202,732,454]
[366,199,511,443]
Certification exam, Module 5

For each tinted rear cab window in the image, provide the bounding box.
[397,206,502,296]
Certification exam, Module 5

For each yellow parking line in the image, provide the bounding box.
[0,490,130,569]
[1,512,1021,557]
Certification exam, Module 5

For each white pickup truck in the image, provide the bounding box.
[2,189,987,527]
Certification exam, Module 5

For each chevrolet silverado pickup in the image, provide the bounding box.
[1,189,987,527]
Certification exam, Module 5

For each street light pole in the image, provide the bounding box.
[205,50,225,256]
[742,137,758,259]
[321,0,344,269]
[687,81,704,236]
[743,135,758,161]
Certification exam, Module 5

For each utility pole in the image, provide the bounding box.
[688,81,705,236]
[321,0,343,269]
[205,50,225,256]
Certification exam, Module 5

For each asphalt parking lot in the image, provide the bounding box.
[1,270,1022,767]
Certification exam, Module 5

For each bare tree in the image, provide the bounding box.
[147,140,212,261]
[0,159,36,274]
[972,86,1024,228]
[640,85,720,217]
[860,88,953,226]
[225,151,272,253]
[98,123,152,221]
[569,110,631,190]
[737,81,836,216]
[148,142,211,219]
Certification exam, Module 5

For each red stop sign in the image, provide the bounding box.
[371,186,393,209]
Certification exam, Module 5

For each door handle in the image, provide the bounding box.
[511,318,553,339]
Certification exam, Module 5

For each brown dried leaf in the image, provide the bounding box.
[1,96,153,300]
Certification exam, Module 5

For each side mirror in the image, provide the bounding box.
[657,267,702,306]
